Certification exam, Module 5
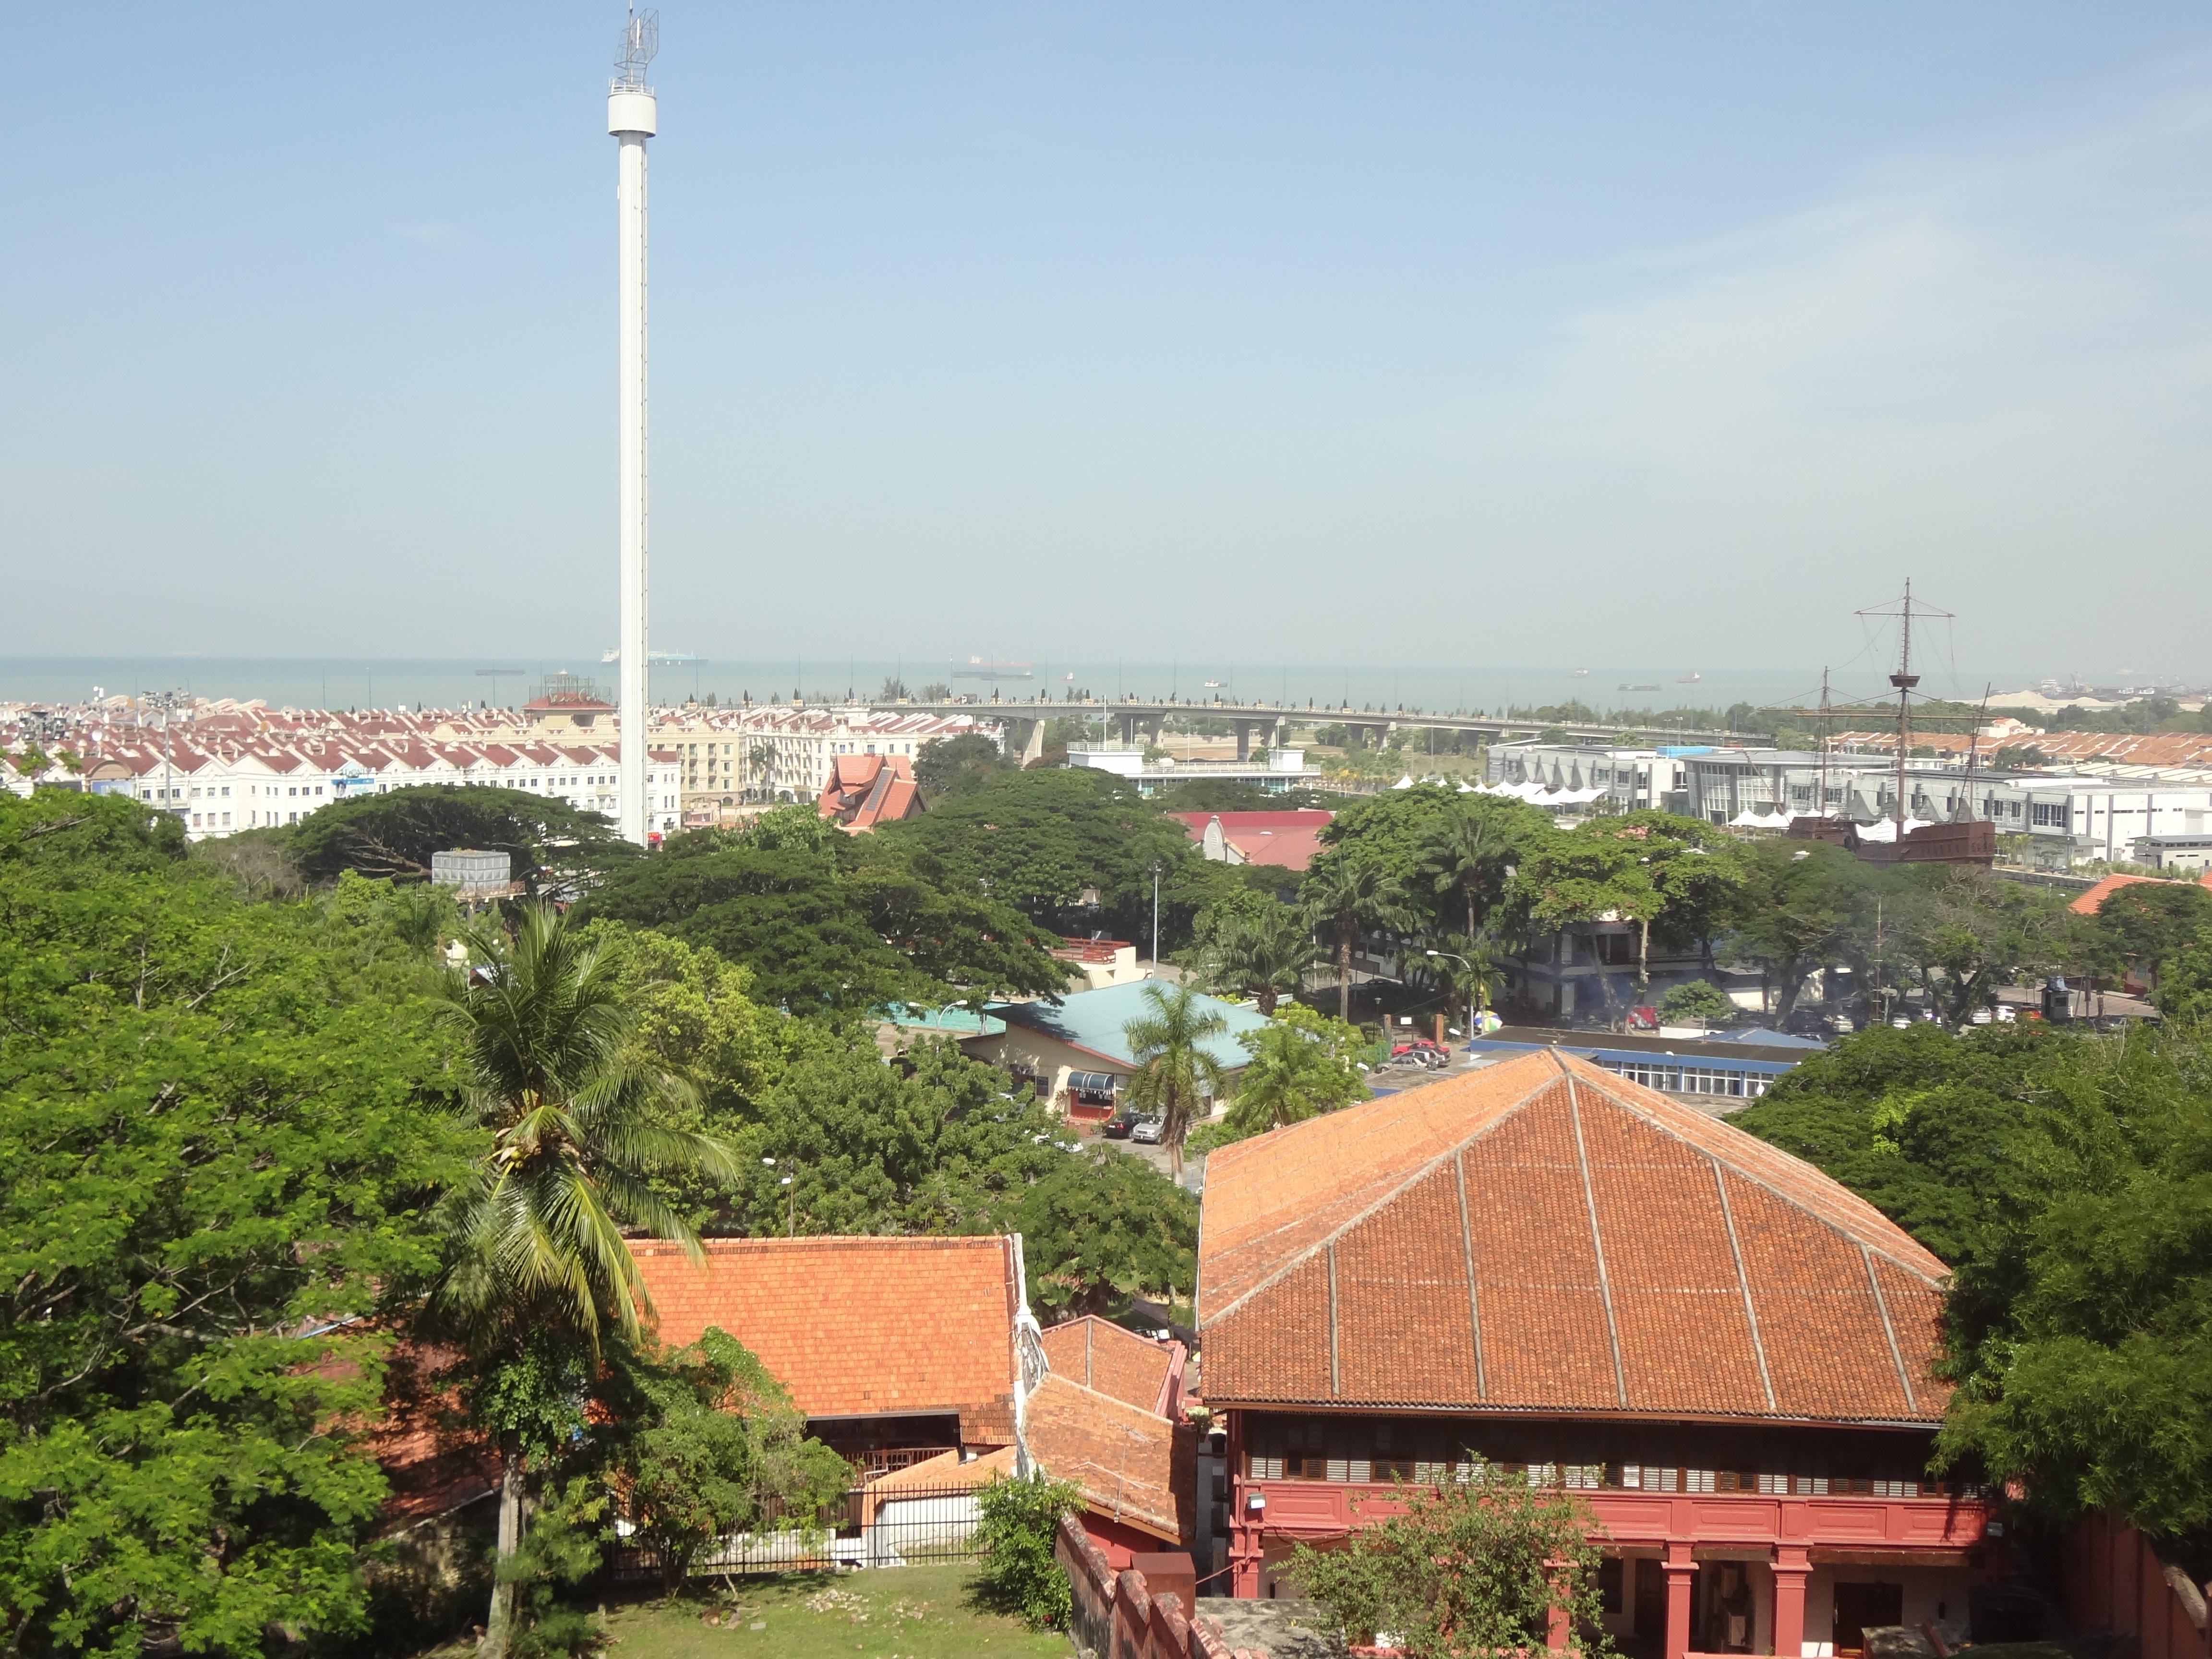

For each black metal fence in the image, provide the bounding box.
[609,1484,986,1581]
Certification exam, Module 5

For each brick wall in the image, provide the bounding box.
[1058,1515,1261,1659]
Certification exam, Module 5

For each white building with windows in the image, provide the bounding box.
[2,708,681,843]
[1485,741,2212,869]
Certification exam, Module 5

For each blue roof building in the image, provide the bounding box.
[960,980,1269,1118]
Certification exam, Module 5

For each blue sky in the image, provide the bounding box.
[9,4,2211,679]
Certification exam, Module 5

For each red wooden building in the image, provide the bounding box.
[1197,1048,1996,1659]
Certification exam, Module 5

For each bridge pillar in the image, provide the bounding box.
[1118,713,1138,747]
[1141,715,1166,743]
[1007,718,1046,766]
[1233,720,1260,761]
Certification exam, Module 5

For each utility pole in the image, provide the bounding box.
[1151,861,1162,967]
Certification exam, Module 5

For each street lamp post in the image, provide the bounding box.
[1424,948,1487,1036]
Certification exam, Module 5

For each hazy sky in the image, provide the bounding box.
[9,4,2211,678]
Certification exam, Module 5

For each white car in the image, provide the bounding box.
[1130,1116,1165,1145]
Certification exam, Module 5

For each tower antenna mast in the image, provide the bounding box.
[609,9,659,845]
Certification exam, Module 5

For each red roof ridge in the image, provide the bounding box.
[1199,1060,1561,1327]
[1556,1055,1949,1286]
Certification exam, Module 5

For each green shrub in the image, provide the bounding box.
[972,1473,1083,1630]
[1658,979,1736,1026]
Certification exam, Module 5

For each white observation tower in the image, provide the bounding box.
[609,10,657,845]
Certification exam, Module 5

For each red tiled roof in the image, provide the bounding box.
[1170,809,1334,871]
[1198,1049,1949,1424]
[1040,1316,1183,1416]
[815,752,922,831]
[2069,870,2212,915]
[1024,1373,1195,1545]
[626,1236,1020,1443]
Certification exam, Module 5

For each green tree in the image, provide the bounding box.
[425,904,738,1658]
[1288,1464,1613,1659]
[1416,799,1522,947]
[1657,978,1736,1026]
[1121,981,1229,1173]
[2154,942,2212,1022]
[725,1037,1066,1238]
[1197,900,1320,1014]
[0,792,471,1657]
[973,1474,1085,1631]
[1222,1003,1370,1136]
[1013,1149,1199,1321]
[1722,841,1873,1022]
[880,768,1211,949]
[1303,853,1406,1022]
[282,783,637,901]
[914,733,1012,797]
[1889,866,2082,1030]
[2089,879,2212,986]
[1503,824,1660,1020]
[575,832,1063,1016]
[601,1327,850,1595]
[739,800,841,854]
[1740,1022,2212,1551]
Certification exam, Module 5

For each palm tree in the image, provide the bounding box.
[1301,854,1403,1022]
[1202,903,1321,1014]
[429,905,736,1659]
[1418,803,1515,948]
[1121,980,1228,1175]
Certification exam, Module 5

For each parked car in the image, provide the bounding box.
[1101,1107,1139,1139]
[1130,1116,1166,1144]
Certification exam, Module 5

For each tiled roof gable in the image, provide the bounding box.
[625,1236,1018,1434]
[1199,1050,1951,1423]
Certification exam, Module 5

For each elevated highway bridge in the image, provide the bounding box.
[861,695,1739,764]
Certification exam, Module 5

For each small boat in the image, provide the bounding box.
[1677,672,1702,684]
[1571,669,1590,678]
[1062,672,1075,682]
[1203,680,1224,688]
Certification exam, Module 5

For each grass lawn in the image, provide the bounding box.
[595,1563,1075,1659]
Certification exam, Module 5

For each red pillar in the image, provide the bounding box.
[1227,1412,1263,1598]
[1546,1558,1572,1652]
[1664,1542,1696,1659]
[1772,1546,1810,1659]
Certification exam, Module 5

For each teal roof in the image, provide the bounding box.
[877,1002,1007,1037]
[985,980,1268,1070]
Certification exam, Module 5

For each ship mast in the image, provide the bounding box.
[1857,582,1951,840]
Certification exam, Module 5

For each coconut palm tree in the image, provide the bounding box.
[429,904,737,1659]
[1121,980,1228,1174]
[1301,854,1405,1022]
[1202,902,1321,1014]
[1418,802,1518,946]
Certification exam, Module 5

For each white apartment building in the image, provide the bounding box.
[5,720,680,844]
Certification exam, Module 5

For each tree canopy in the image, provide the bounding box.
[1736,1020,2212,1557]
[0,793,473,1656]
[1013,1148,1199,1321]
[876,767,1236,951]
[572,827,1066,1016]
[281,783,637,901]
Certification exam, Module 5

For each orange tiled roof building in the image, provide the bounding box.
[627,1236,1021,1468]
[1199,1048,1996,1659]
